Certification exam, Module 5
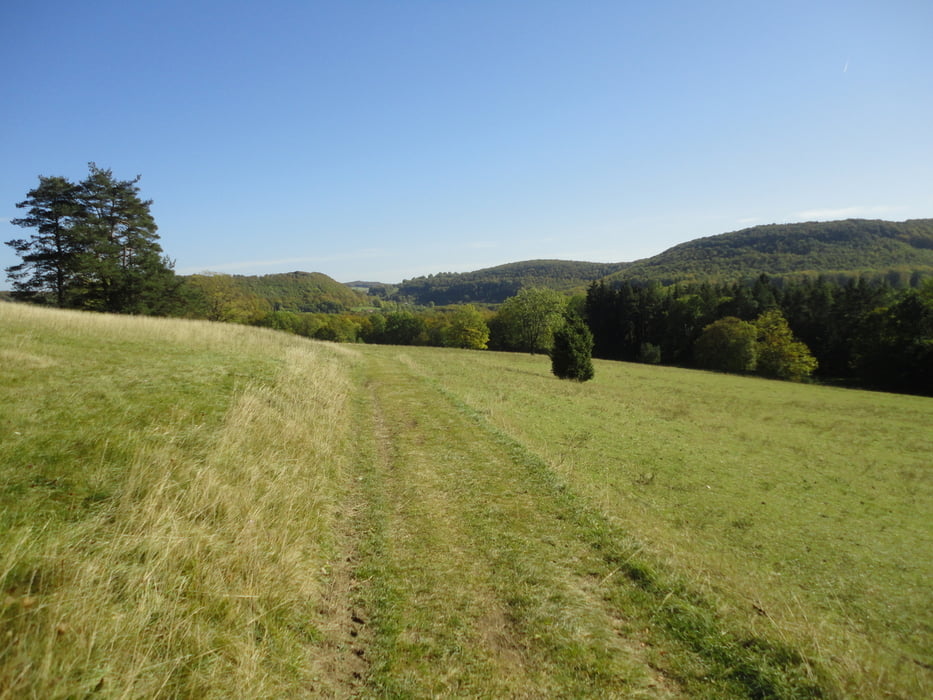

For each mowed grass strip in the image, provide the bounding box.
[0,304,355,698]
[385,345,933,699]
[350,349,680,698]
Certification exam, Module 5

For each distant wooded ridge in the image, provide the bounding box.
[336,218,932,306]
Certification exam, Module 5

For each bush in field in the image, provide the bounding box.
[551,314,595,381]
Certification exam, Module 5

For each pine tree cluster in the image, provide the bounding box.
[6,163,177,314]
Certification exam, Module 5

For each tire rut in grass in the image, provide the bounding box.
[310,393,378,696]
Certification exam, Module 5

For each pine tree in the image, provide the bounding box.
[6,164,178,314]
[550,314,595,381]
[7,176,85,306]
[76,163,175,312]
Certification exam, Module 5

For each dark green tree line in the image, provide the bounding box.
[585,275,932,394]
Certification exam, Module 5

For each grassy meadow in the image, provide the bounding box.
[1,303,931,698]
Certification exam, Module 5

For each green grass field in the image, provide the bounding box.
[1,303,930,698]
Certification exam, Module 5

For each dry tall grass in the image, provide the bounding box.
[1,304,355,698]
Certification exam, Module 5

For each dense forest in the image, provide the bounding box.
[605,218,933,286]
[352,220,933,307]
[202,271,367,313]
[387,259,630,305]
[585,275,933,395]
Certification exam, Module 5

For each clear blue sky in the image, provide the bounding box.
[2,1,931,284]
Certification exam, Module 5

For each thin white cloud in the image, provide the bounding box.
[737,217,760,225]
[795,205,894,220]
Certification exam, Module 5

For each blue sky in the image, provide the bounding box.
[2,1,931,284]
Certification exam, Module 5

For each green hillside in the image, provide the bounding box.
[392,259,630,305]
[227,270,367,312]
[606,218,933,285]
[375,219,933,306]
[2,303,931,697]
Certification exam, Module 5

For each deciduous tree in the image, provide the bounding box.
[694,316,758,373]
[754,310,818,381]
[496,287,566,354]
[187,272,269,323]
[445,304,490,349]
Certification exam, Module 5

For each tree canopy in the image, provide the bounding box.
[445,304,490,349]
[754,310,818,381]
[6,164,177,313]
[494,287,566,354]
[694,317,758,373]
[390,260,628,305]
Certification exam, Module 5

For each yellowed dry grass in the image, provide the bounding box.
[1,304,355,698]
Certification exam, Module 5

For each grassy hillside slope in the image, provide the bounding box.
[0,305,359,697]
[607,218,933,284]
[2,304,930,697]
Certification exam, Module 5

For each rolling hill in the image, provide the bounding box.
[202,270,368,312]
[604,218,933,285]
[374,219,933,306]
[390,259,630,305]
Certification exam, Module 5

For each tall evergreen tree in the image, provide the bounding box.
[6,164,178,314]
[76,164,175,312]
[6,176,85,306]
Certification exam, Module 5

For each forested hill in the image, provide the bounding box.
[605,218,933,285]
[228,271,367,312]
[390,260,630,305]
[368,219,932,306]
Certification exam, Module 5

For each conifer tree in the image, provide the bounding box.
[550,314,595,381]
[76,164,175,312]
[7,176,85,306]
[6,164,177,313]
